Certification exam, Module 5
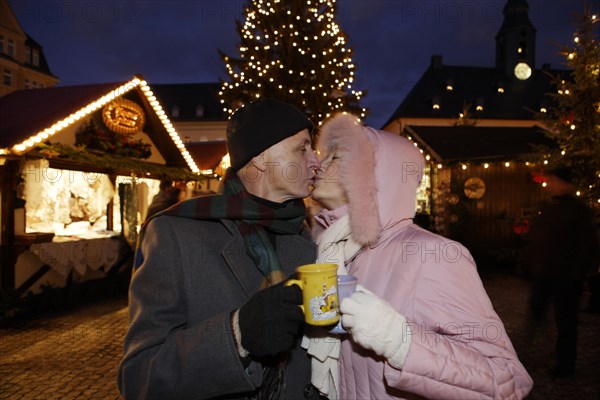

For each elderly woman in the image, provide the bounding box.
[307,113,533,400]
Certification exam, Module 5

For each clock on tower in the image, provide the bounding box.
[514,62,532,80]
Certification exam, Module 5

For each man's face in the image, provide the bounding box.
[260,129,318,202]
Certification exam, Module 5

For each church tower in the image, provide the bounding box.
[495,0,537,81]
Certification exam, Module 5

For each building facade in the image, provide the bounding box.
[383,0,567,268]
[0,0,58,97]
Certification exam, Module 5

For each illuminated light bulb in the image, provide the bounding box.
[568,53,575,60]
[437,164,443,169]
[484,163,489,169]
[571,124,576,130]
[461,164,467,170]
[505,162,510,167]
[561,150,566,155]
[540,107,547,113]
[544,160,548,165]
[425,155,430,161]
[542,182,547,187]
[576,191,581,196]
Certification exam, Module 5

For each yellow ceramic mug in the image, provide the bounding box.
[285,263,340,326]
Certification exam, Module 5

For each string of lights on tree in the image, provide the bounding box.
[534,10,599,206]
[218,0,367,125]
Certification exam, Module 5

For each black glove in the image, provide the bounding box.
[238,284,304,357]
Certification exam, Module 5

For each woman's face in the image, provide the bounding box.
[311,151,348,210]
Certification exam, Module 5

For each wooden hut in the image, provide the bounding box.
[0,76,200,298]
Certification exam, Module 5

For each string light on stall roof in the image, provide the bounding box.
[6,77,200,175]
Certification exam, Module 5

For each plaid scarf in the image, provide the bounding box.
[134,168,307,288]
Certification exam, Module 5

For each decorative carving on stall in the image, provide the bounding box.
[102,98,145,135]
[463,177,486,199]
[448,193,460,205]
[75,104,151,159]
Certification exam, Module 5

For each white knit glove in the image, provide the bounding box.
[340,290,412,369]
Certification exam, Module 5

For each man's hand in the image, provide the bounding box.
[238,284,304,357]
[340,291,411,369]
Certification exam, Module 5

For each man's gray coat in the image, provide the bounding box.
[118,215,318,399]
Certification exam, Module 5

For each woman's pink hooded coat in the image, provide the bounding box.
[314,114,533,399]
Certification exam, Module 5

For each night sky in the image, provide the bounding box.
[9,0,592,128]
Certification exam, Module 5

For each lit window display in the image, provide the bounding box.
[22,159,160,238]
[416,163,431,213]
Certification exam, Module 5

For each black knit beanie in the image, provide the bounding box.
[226,98,314,171]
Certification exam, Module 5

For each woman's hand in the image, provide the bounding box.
[340,290,412,369]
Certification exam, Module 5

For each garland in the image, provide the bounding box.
[75,118,152,159]
[33,142,204,182]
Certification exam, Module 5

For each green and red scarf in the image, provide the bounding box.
[134,168,307,287]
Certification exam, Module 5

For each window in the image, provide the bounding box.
[3,69,12,86]
[195,105,204,117]
[0,35,4,53]
[7,39,15,57]
[32,49,39,66]
[25,46,31,63]
[171,105,180,117]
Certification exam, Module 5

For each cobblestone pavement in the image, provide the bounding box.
[0,295,129,400]
[483,273,600,400]
[0,273,598,399]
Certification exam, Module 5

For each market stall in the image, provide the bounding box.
[0,76,201,297]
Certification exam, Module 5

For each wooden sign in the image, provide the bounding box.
[102,98,145,135]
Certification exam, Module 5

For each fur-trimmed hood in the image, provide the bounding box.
[315,113,425,245]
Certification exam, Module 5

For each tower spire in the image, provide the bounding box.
[495,0,537,80]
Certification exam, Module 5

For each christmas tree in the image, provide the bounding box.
[219,0,367,126]
[537,9,600,206]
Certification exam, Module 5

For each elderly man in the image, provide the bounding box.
[118,98,320,399]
